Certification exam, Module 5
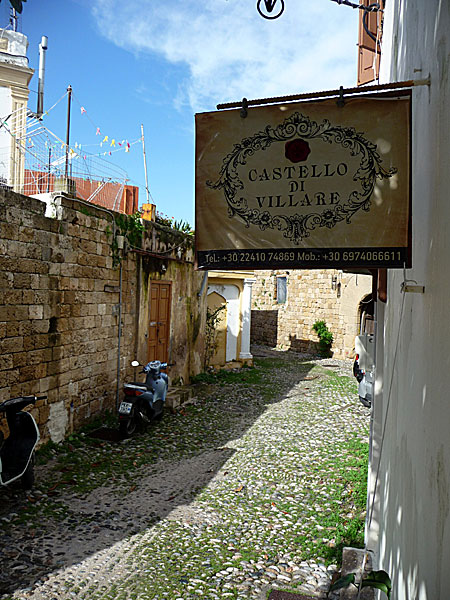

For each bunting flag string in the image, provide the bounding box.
[71,91,139,154]
[25,87,143,163]
[28,136,141,158]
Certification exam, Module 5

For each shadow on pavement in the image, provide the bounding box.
[0,348,316,595]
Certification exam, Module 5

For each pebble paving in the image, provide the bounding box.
[0,346,370,600]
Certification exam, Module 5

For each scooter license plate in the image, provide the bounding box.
[119,402,133,414]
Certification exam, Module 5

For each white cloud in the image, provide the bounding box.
[92,0,359,112]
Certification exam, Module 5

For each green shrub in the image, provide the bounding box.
[312,320,333,357]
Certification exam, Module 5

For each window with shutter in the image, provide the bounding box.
[357,0,383,86]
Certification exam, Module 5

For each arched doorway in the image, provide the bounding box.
[207,284,240,364]
[206,291,227,366]
[358,293,375,334]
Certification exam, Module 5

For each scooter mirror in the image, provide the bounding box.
[131,360,140,367]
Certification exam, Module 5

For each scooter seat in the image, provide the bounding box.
[124,383,148,391]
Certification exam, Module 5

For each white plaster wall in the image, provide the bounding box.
[0,30,29,67]
[0,85,11,182]
[47,400,69,444]
[368,2,450,598]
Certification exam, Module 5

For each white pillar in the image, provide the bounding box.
[239,278,256,360]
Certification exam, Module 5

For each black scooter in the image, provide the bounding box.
[0,395,45,489]
[118,360,169,437]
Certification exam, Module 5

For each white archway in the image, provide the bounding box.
[207,284,240,362]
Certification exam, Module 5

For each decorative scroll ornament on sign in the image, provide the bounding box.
[257,0,285,19]
[206,111,397,244]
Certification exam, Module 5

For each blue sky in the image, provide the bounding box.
[15,0,359,226]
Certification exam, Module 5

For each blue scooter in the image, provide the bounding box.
[118,360,169,437]
[0,395,46,489]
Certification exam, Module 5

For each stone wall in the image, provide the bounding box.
[251,269,372,358]
[0,190,205,444]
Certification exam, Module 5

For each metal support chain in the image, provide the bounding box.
[329,0,381,10]
[255,0,384,22]
[329,0,384,43]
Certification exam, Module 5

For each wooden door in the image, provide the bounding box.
[148,281,171,363]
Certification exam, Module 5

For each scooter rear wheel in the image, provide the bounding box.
[21,454,35,489]
[119,414,137,438]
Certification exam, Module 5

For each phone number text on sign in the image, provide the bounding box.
[197,247,409,270]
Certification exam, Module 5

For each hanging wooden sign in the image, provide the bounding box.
[195,92,411,270]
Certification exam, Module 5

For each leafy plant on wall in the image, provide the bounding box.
[115,212,145,248]
[155,212,194,236]
[204,305,226,370]
[106,212,145,267]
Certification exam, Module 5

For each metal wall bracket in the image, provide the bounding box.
[240,97,249,118]
[401,282,425,294]
[336,85,345,107]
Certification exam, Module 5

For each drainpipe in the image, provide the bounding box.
[36,36,48,118]
[116,261,123,410]
[198,272,208,297]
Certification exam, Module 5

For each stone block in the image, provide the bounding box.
[28,305,44,320]
[4,289,23,304]
[12,352,29,368]
[19,362,47,383]
[0,371,8,388]
[80,239,97,254]
[340,547,374,600]
[52,346,64,361]
[17,226,35,243]
[59,304,70,318]
[166,386,193,411]
[36,333,54,349]
[39,375,58,394]
[13,273,32,289]
[22,336,35,351]
[30,319,50,335]
[38,404,50,425]
[0,222,16,240]
[0,336,24,354]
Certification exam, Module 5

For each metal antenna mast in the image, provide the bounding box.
[9,8,17,31]
[64,85,72,179]
[141,123,150,205]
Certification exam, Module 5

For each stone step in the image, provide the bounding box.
[165,386,194,411]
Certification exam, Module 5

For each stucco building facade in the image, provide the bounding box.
[363,2,450,599]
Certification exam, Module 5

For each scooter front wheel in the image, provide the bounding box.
[153,400,164,422]
[21,454,35,489]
